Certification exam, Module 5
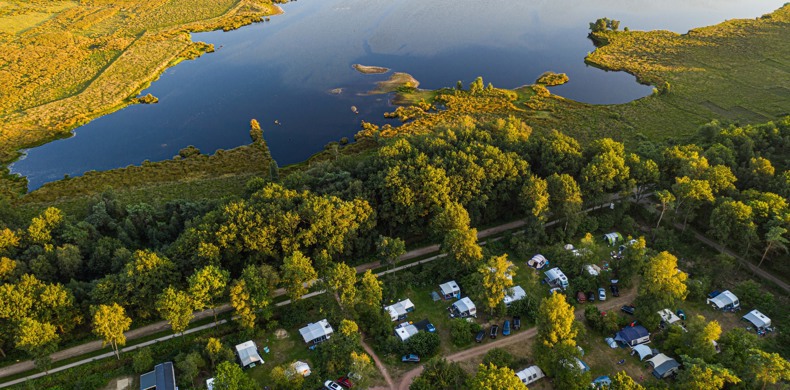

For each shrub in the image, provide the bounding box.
[405,332,440,357]
[536,72,569,86]
[450,318,475,347]
[482,348,514,369]
[132,347,154,374]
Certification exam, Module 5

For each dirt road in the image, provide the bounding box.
[394,287,639,390]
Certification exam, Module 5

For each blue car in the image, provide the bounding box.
[402,354,420,363]
[503,320,511,336]
[426,323,436,333]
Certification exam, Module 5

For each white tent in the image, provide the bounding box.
[658,309,681,325]
[707,290,739,310]
[583,264,601,276]
[631,344,654,361]
[451,297,477,317]
[384,299,415,322]
[235,341,263,368]
[503,286,527,307]
[395,323,419,341]
[743,310,771,329]
[299,319,334,344]
[439,280,461,300]
[528,254,549,269]
[206,378,214,390]
[515,366,545,385]
[292,361,311,377]
[603,232,623,246]
[648,354,680,379]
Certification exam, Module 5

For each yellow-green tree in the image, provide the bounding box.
[641,251,688,306]
[443,228,483,269]
[655,190,676,228]
[479,254,514,315]
[27,207,63,250]
[520,174,550,229]
[156,286,193,335]
[469,363,526,390]
[91,303,132,359]
[610,371,644,390]
[188,265,229,326]
[0,228,20,255]
[327,262,357,309]
[229,279,255,330]
[249,119,263,143]
[357,270,383,310]
[270,363,304,390]
[339,319,359,338]
[206,337,222,368]
[281,250,318,302]
[748,348,790,390]
[536,293,577,348]
[350,351,374,386]
[15,317,59,373]
[678,356,740,390]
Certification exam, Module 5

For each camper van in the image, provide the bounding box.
[544,267,569,290]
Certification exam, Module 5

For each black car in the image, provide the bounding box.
[621,305,636,315]
[475,330,486,343]
[490,324,499,339]
[586,291,596,302]
[513,316,521,330]
[610,284,620,297]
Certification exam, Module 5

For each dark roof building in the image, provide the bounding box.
[140,362,177,390]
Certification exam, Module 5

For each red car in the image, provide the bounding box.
[336,376,354,388]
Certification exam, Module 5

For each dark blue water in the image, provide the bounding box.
[11,0,787,190]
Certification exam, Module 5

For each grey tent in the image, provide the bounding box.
[235,341,263,368]
[648,354,680,379]
[299,319,334,344]
[631,344,654,361]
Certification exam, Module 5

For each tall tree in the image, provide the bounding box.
[654,190,676,228]
[91,303,132,359]
[479,254,514,315]
[747,348,790,390]
[520,174,550,229]
[156,286,194,336]
[15,317,59,374]
[536,293,577,348]
[546,173,583,234]
[638,251,687,326]
[580,138,631,199]
[759,225,788,268]
[281,251,318,302]
[357,270,383,310]
[442,228,483,269]
[249,119,263,144]
[610,371,645,390]
[213,361,257,390]
[121,250,178,319]
[410,358,469,390]
[26,207,63,250]
[709,200,757,253]
[229,279,255,330]
[376,236,406,269]
[468,363,526,390]
[626,153,659,202]
[188,265,229,326]
[677,356,740,390]
[326,262,357,310]
[672,176,714,230]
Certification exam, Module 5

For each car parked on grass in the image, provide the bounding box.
[401,354,420,363]
[336,376,354,388]
[598,287,606,301]
[576,291,587,303]
[610,284,620,297]
[503,320,511,336]
[325,380,344,390]
[621,305,635,315]
[476,329,486,343]
[586,291,596,302]
[513,316,521,330]
[490,324,499,339]
[426,323,436,333]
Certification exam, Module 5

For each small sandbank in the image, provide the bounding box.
[369,72,420,95]
[353,64,390,74]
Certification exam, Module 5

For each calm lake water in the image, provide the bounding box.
[11,0,787,190]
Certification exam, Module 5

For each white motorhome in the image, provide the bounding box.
[544,267,569,290]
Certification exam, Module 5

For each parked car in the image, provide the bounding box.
[325,380,344,390]
[576,291,587,303]
[610,284,620,297]
[598,287,606,301]
[586,291,596,302]
[490,324,499,339]
[513,316,521,330]
[401,354,420,363]
[475,329,486,343]
[426,323,436,333]
[336,376,354,388]
[549,287,562,295]
[503,320,511,336]
[621,305,635,315]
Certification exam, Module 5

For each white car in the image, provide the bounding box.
[324,380,343,390]
[598,287,606,301]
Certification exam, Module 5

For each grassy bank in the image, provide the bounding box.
[0,0,285,195]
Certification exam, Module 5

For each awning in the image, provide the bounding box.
[743,309,771,329]
[632,344,654,361]
[707,290,738,309]
[235,341,263,367]
[647,353,672,368]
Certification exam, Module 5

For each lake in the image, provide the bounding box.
[11,0,787,190]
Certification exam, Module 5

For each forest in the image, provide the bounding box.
[1,109,788,388]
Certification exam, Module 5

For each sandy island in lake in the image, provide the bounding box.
[353,64,390,74]
[368,72,420,95]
